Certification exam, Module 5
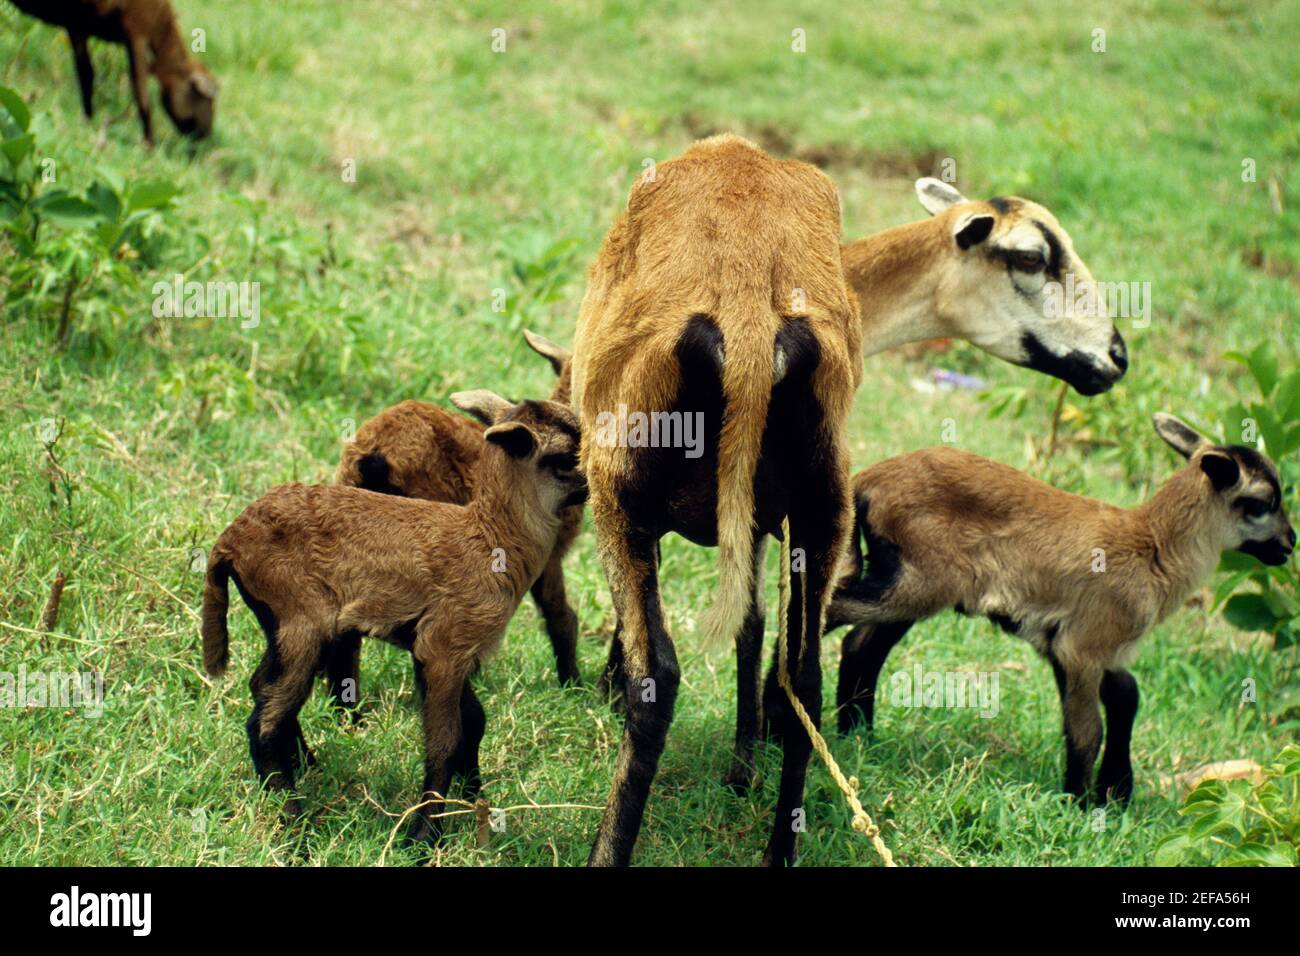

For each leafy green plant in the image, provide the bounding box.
[496,230,581,333]
[1154,744,1300,866]
[1211,341,1300,650]
[1,85,179,346]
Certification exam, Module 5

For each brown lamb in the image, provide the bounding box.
[12,0,217,143]
[827,414,1295,805]
[201,392,586,845]
[334,329,582,686]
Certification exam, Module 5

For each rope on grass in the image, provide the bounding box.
[776,518,895,866]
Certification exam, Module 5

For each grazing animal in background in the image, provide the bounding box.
[826,414,1295,805]
[11,0,218,144]
[571,134,863,866]
[335,330,583,688]
[200,392,587,844]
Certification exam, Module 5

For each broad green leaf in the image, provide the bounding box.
[1251,403,1285,457]
[95,165,125,196]
[1277,369,1300,424]
[0,133,34,168]
[1221,842,1296,866]
[1221,402,1253,446]
[127,179,179,212]
[1222,592,1279,632]
[1248,341,1280,397]
[1274,621,1300,651]
[1187,811,1230,840]
[1153,834,1193,866]
[87,181,121,223]
[1212,569,1251,608]
[37,194,101,227]
[0,86,31,132]
[7,225,35,256]
[1282,422,1300,457]
[93,221,124,255]
[1219,549,1265,573]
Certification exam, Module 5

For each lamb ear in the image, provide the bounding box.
[1152,412,1208,460]
[484,421,537,459]
[522,329,571,376]
[450,389,513,426]
[1199,451,1240,492]
[915,177,966,215]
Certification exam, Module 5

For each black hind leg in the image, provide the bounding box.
[596,620,625,708]
[1095,668,1139,806]
[836,620,914,734]
[323,630,363,723]
[246,623,321,818]
[449,683,487,799]
[530,554,582,686]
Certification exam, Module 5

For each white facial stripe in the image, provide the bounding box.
[998,222,1050,256]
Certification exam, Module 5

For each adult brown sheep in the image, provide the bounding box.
[570,134,862,866]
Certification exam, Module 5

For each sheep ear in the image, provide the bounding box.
[484,421,537,459]
[450,389,513,426]
[1152,412,1208,460]
[191,70,218,99]
[953,212,995,250]
[915,177,966,215]
[522,329,571,376]
[1199,451,1240,492]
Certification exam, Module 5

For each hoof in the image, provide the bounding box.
[594,672,616,701]
[596,679,627,716]
[405,816,441,848]
[722,756,755,795]
[761,844,795,867]
[836,709,870,736]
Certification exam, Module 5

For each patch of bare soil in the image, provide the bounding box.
[679,112,948,178]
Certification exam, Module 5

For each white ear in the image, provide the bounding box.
[450,389,513,426]
[915,177,967,215]
[522,329,571,376]
[1152,412,1209,460]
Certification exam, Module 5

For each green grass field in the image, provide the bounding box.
[1,0,1297,866]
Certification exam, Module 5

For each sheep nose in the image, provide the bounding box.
[1109,331,1128,373]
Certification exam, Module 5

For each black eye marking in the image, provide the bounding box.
[1008,249,1046,273]
[1225,446,1283,505]
[1237,497,1273,519]
[1031,220,1064,281]
[539,451,579,472]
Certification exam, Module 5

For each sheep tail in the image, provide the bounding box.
[698,306,775,647]
[201,555,231,677]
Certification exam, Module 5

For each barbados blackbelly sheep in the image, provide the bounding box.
[599,176,1132,800]
[12,0,218,143]
[827,413,1295,804]
[335,330,583,687]
[201,392,586,844]
[841,177,1128,394]
[570,133,862,866]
